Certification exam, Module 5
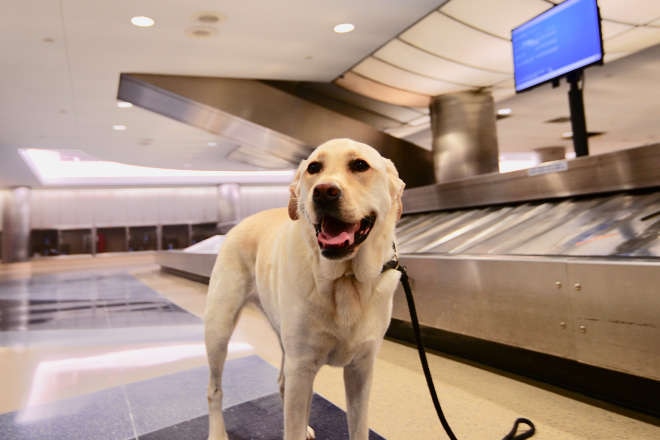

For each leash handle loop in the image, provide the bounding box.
[502,418,536,440]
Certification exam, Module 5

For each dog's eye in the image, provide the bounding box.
[307,161,322,174]
[349,159,370,173]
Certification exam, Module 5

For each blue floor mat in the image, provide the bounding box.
[136,392,386,440]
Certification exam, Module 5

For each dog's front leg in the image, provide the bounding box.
[344,350,376,440]
[283,360,319,440]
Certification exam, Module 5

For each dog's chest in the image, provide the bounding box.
[321,275,384,366]
[331,275,363,328]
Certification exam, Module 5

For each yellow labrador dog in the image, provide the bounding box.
[205,138,405,440]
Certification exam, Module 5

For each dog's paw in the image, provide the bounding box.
[306,425,316,439]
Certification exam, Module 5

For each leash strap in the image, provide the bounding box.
[385,259,536,440]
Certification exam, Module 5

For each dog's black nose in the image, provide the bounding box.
[313,183,341,205]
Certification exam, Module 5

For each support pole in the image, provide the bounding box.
[567,70,589,157]
[2,187,31,263]
[430,91,499,182]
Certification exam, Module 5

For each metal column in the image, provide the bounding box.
[2,186,31,263]
[430,91,500,182]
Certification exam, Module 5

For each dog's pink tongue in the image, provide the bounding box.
[319,230,355,247]
[318,220,359,247]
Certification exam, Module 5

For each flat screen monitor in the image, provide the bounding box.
[511,0,603,93]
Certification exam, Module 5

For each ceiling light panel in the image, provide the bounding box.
[352,57,467,95]
[440,0,550,39]
[375,39,510,87]
[598,0,660,25]
[604,26,660,53]
[401,12,513,73]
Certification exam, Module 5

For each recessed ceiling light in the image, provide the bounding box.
[131,16,155,27]
[207,141,218,147]
[496,108,513,120]
[117,101,133,108]
[334,23,355,34]
[113,124,127,131]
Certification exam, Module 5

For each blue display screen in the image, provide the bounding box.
[512,0,603,92]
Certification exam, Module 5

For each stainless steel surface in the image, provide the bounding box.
[403,143,660,213]
[430,91,499,182]
[29,187,220,230]
[393,145,660,380]
[118,73,436,188]
[398,191,660,258]
[2,187,31,263]
[392,255,660,379]
[156,250,217,280]
[392,255,575,360]
[568,261,660,379]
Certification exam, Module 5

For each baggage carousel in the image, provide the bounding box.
[157,143,660,415]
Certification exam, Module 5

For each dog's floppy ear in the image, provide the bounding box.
[386,159,405,220]
[288,160,306,220]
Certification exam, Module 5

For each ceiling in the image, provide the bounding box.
[1,0,659,188]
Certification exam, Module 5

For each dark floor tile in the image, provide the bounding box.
[135,392,386,440]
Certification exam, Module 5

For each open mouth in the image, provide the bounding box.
[315,214,375,259]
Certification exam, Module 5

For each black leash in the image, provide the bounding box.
[383,257,536,440]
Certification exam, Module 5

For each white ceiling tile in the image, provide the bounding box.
[374,39,510,87]
[490,86,516,103]
[601,20,634,40]
[603,51,631,63]
[440,0,550,39]
[334,71,431,107]
[604,26,660,54]
[401,12,513,73]
[598,0,660,25]
[352,57,467,95]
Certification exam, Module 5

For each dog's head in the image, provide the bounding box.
[288,138,405,260]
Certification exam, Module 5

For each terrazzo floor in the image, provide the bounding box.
[0,253,657,439]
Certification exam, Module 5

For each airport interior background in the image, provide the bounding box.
[1,1,659,439]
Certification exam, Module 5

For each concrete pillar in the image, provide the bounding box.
[2,186,31,263]
[217,183,240,234]
[430,91,499,182]
[534,146,566,163]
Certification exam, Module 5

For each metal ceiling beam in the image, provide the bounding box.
[117,73,435,188]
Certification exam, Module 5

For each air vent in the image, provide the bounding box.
[196,13,223,24]
[185,26,217,38]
